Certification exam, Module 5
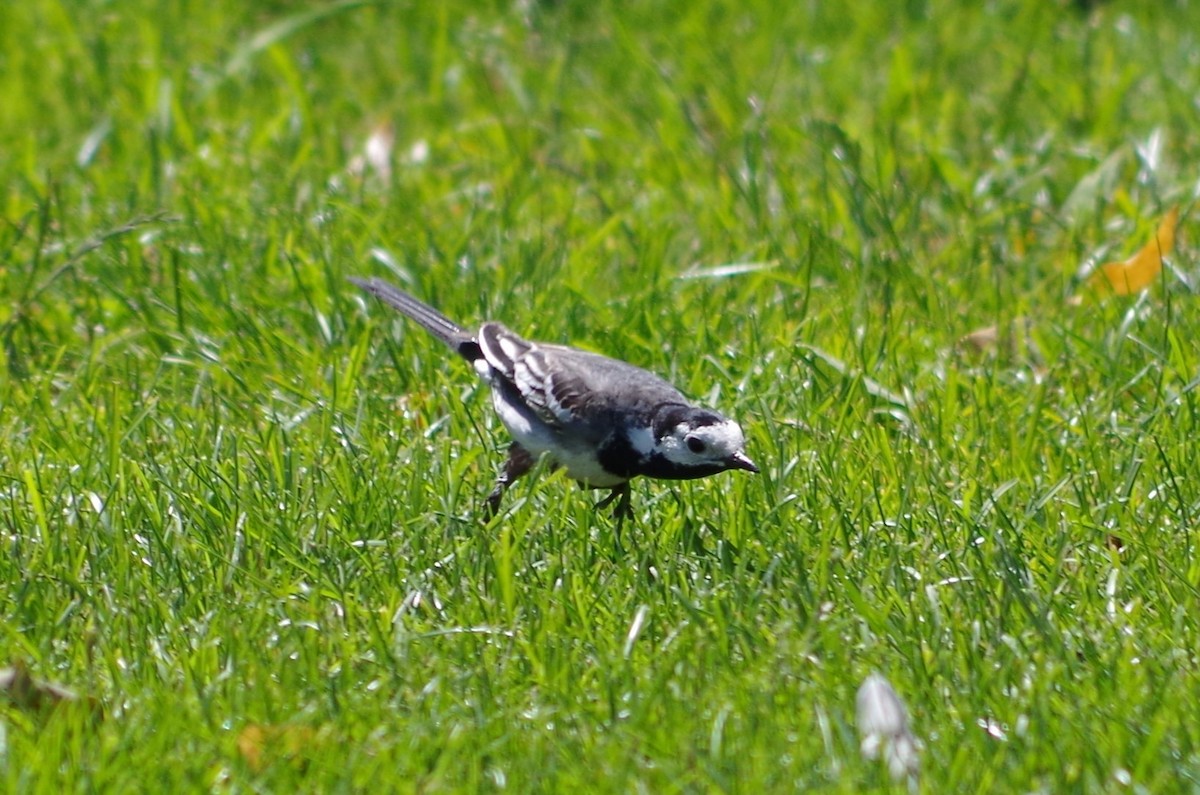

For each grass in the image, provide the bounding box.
[2,0,1199,791]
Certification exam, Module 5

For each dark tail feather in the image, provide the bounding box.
[350,277,480,359]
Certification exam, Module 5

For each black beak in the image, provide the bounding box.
[727,451,759,473]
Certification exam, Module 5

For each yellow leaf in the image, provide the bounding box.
[236,725,267,772]
[237,723,322,773]
[1091,207,1178,295]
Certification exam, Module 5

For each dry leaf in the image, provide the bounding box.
[960,324,1001,353]
[960,317,1031,354]
[958,316,1045,370]
[237,723,322,773]
[0,659,102,719]
[236,725,268,771]
[1091,207,1178,295]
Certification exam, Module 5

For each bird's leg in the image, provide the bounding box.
[485,442,535,517]
[595,482,632,520]
[595,482,633,552]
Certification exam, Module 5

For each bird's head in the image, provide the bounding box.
[652,406,758,477]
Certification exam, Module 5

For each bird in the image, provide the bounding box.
[351,277,758,520]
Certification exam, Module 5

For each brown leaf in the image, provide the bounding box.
[959,324,1000,353]
[0,659,102,719]
[237,723,322,773]
[958,316,1044,370]
[1090,207,1179,295]
[237,725,268,772]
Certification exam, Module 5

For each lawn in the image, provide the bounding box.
[2,0,1198,791]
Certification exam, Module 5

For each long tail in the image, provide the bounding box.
[350,277,481,360]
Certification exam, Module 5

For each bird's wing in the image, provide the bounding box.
[478,323,687,429]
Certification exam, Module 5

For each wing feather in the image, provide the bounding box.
[478,322,689,434]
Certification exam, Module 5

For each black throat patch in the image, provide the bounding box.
[637,454,729,481]
[596,430,642,480]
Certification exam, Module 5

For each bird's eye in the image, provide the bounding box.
[687,437,706,454]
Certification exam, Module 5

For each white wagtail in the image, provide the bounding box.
[352,277,758,518]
